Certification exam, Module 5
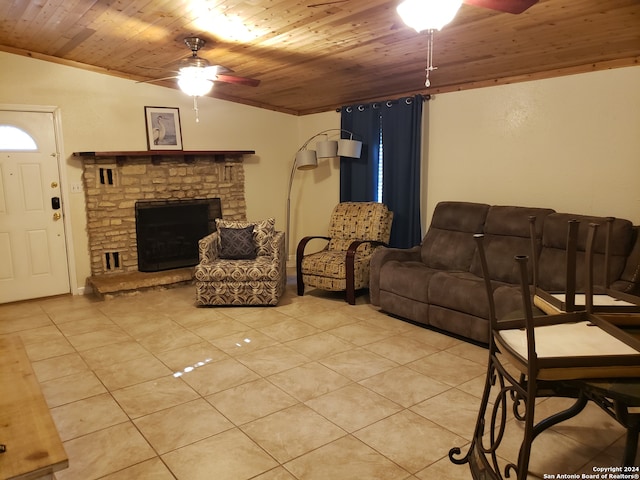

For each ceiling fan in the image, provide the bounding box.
[309,0,537,14]
[140,36,260,91]
[138,36,260,121]
[393,0,539,87]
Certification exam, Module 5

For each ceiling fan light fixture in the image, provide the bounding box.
[177,67,214,97]
[397,0,463,32]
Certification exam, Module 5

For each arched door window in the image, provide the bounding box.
[0,125,38,150]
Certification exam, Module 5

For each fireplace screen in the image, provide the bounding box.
[135,198,222,272]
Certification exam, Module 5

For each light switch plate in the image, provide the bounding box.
[71,183,83,193]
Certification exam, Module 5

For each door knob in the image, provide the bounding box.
[53,212,61,220]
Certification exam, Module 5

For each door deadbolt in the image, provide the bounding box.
[53,212,61,220]
[51,181,58,188]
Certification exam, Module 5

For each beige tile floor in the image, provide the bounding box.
[1,274,636,480]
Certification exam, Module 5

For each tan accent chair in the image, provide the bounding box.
[195,218,286,306]
[296,202,393,305]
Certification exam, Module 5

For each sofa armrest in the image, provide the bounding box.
[198,231,220,264]
[369,245,422,305]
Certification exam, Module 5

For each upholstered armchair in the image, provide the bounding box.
[195,217,286,306]
[296,202,393,305]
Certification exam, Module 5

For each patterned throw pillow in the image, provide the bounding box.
[215,217,275,256]
[218,226,257,260]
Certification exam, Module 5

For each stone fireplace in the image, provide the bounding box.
[76,150,253,294]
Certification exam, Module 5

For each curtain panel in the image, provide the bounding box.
[340,95,425,248]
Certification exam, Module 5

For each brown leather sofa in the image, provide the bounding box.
[370,201,640,344]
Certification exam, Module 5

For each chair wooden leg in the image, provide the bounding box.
[346,284,355,305]
[296,239,305,296]
[296,267,304,296]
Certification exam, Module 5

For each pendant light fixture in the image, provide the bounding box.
[396,0,463,87]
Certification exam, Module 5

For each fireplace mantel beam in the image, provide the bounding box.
[73,150,255,160]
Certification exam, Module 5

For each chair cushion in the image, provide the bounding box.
[215,217,275,256]
[195,255,281,282]
[301,250,371,290]
[326,202,392,255]
[499,321,638,361]
[218,226,257,260]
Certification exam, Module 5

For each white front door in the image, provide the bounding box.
[0,110,70,303]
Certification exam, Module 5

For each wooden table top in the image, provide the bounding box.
[0,335,68,479]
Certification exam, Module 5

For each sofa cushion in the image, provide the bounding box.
[428,306,490,344]
[428,271,494,319]
[218,226,257,260]
[379,261,439,303]
[469,205,555,284]
[428,271,527,322]
[617,226,640,293]
[420,202,490,271]
[538,213,634,292]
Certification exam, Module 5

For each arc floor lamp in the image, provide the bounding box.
[286,129,363,257]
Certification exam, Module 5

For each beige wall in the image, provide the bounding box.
[2,49,638,296]
[426,66,640,228]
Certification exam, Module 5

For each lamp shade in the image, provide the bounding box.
[396,0,463,32]
[337,138,362,158]
[295,149,318,170]
[316,137,339,158]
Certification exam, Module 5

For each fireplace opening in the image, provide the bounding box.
[135,198,222,272]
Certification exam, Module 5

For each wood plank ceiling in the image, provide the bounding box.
[0,0,638,115]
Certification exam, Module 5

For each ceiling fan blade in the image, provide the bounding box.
[215,74,260,87]
[211,65,233,74]
[201,65,233,80]
[463,0,538,14]
[136,76,179,84]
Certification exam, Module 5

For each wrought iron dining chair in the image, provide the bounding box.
[531,216,640,314]
[449,224,640,480]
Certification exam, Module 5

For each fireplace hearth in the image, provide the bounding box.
[135,198,222,272]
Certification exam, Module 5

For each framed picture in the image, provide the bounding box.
[144,106,183,150]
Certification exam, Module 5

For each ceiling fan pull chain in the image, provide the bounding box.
[425,29,437,88]
[193,96,200,123]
